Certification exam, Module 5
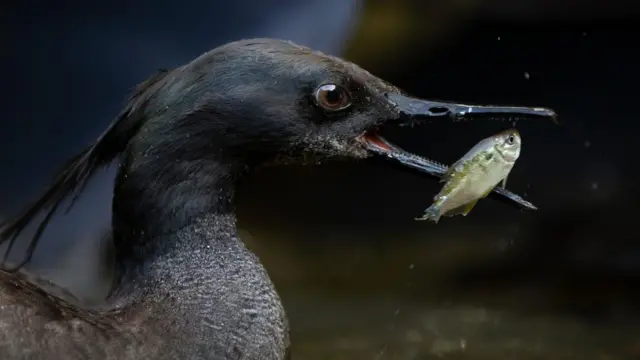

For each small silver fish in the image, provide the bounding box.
[416,128,522,223]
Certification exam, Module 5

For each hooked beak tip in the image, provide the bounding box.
[532,107,559,124]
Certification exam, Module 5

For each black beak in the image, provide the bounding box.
[386,93,558,123]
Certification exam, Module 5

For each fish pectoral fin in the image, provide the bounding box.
[444,200,478,217]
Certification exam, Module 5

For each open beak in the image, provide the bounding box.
[360,93,558,211]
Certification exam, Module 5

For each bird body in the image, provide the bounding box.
[0,39,556,359]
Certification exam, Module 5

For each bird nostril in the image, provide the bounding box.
[428,107,450,116]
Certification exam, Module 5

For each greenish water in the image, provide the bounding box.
[287,297,634,360]
[241,227,638,360]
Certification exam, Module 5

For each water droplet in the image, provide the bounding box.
[409,263,415,270]
[497,36,501,41]
[460,338,467,350]
[584,140,591,148]
[524,72,530,80]
[591,182,599,190]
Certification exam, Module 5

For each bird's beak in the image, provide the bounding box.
[358,93,557,211]
[385,92,558,123]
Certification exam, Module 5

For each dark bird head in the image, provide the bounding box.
[149,39,555,168]
[0,39,557,270]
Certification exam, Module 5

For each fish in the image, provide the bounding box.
[362,136,537,212]
[415,128,522,223]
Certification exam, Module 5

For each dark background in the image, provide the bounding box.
[3,1,640,358]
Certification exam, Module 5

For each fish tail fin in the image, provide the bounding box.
[415,204,442,223]
[0,68,172,272]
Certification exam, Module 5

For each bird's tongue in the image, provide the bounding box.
[361,132,395,153]
[361,132,445,175]
[361,131,448,177]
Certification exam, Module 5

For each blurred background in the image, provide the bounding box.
[3,0,640,359]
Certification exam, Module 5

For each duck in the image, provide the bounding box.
[0,38,556,359]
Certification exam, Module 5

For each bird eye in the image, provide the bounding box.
[506,135,515,145]
[315,84,351,111]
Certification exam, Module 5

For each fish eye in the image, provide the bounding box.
[506,135,516,145]
[315,84,351,111]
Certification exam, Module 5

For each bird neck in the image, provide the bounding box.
[100,151,288,358]
[108,157,245,299]
[105,156,288,354]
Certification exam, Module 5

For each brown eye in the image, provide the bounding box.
[315,84,351,111]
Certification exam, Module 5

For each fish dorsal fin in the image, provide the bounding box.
[0,68,172,271]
